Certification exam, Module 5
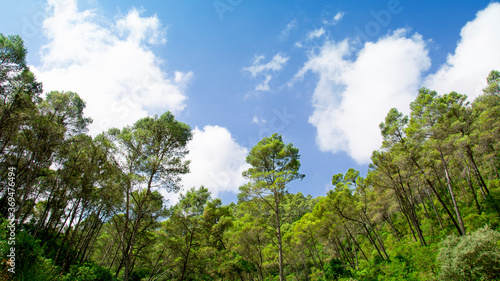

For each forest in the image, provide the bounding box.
[1,33,500,281]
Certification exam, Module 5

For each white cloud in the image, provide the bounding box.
[32,0,192,135]
[244,53,289,91]
[307,27,326,40]
[244,53,289,77]
[424,3,500,98]
[279,19,297,40]
[181,125,250,200]
[116,8,166,45]
[334,12,344,22]
[297,29,430,164]
[323,11,344,26]
[252,116,266,124]
[255,74,272,91]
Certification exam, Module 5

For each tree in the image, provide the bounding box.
[17,91,92,225]
[329,170,390,263]
[105,112,192,281]
[473,70,500,181]
[409,90,468,235]
[0,34,43,219]
[378,103,464,237]
[240,133,305,281]
[0,34,42,157]
[229,200,271,280]
[162,187,211,280]
[156,186,236,280]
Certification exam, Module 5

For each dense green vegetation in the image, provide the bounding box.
[1,34,500,280]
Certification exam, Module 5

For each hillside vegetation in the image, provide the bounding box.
[1,34,500,281]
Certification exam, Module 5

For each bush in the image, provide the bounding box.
[437,225,500,280]
[0,229,60,281]
[61,263,116,281]
[354,255,418,281]
[377,255,418,281]
[322,259,352,280]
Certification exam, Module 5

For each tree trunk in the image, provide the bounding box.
[465,165,482,213]
[440,148,466,235]
[274,192,285,281]
[179,229,194,281]
[466,146,489,196]
[408,153,463,235]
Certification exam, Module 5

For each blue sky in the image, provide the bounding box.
[2,0,500,204]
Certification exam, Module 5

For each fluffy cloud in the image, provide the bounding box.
[32,0,192,135]
[424,3,500,98]
[181,125,250,200]
[297,29,430,164]
[298,3,500,164]
[244,53,289,91]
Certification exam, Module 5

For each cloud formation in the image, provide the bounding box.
[252,116,266,124]
[424,3,500,99]
[244,53,289,91]
[181,125,250,199]
[297,3,500,165]
[33,0,192,135]
[322,11,344,26]
[279,19,297,41]
[297,29,430,164]
[307,28,326,40]
[255,74,272,91]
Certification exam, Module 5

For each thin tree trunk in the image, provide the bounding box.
[55,197,81,262]
[466,165,482,213]
[440,148,466,235]
[383,214,401,241]
[466,146,489,196]
[419,192,435,236]
[425,184,443,230]
[408,153,463,235]
[274,191,285,281]
[344,225,369,261]
[179,229,194,281]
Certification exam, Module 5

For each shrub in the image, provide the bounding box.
[61,263,116,281]
[322,259,352,281]
[437,225,500,280]
[1,229,60,281]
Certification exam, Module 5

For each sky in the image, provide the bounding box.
[1,0,500,205]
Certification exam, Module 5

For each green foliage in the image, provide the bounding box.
[354,255,419,281]
[39,91,92,136]
[393,240,439,280]
[13,231,45,275]
[482,183,500,228]
[437,226,500,280]
[242,133,305,194]
[61,263,116,281]
[322,259,352,280]
[0,229,60,281]
[377,255,419,281]
[484,70,500,95]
